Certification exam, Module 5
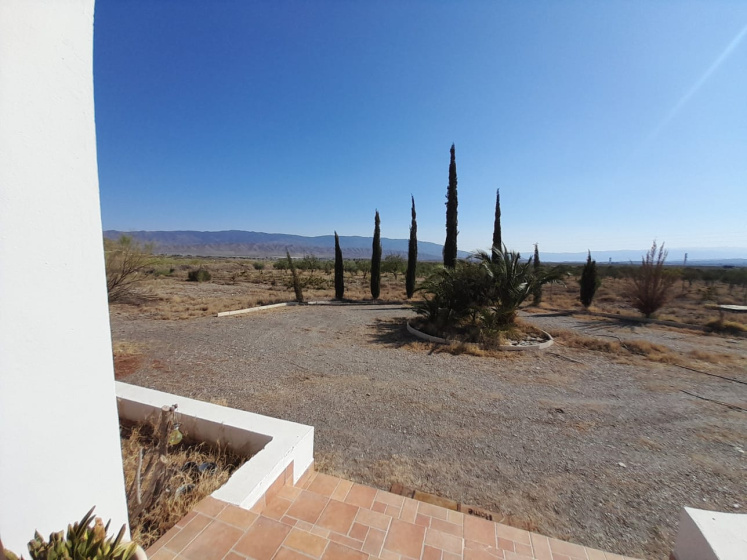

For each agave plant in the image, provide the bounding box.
[22,507,137,560]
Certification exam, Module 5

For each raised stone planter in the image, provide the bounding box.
[406,321,553,351]
[116,382,314,510]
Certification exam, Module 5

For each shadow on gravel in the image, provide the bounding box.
[369,318,414,348]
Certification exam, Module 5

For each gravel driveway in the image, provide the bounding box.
[111,304,747,559]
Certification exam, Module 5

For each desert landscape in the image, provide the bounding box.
[109,255,747,559]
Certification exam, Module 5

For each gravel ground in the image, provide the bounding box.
[111,304,747,559]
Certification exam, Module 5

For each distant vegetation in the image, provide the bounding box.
[187,267,211,282]
[104,144,746,335]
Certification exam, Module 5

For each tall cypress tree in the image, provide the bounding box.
[580,250,601,308]
[532,243,542,305]
[443,144,458,268]
[334,231,344,300]
[370,210,382,299]
[492,188,502,260]
[405,196,418,299]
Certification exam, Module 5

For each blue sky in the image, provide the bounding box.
[93,1,747,255]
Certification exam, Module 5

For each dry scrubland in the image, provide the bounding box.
[116,255,746,327]
[110,256,747,559]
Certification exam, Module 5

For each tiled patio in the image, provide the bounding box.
[147,469,640,560]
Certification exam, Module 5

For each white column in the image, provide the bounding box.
[0,0,129,553]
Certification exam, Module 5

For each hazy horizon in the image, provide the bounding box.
[104,228,747,262]
[94,2,747,253]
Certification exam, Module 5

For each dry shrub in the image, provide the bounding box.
[548,329,622,354]
[687,349,733,364]
[705,319,747,335]
[120,421,245,548]
[625,241,677,318]
[105,235,156,303]
[622,340,677,363]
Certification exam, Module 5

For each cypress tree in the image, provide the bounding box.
[443,144,458,268]
[492,189,502,261]
[370,210,382,299]
[532,243,542,305]
[405,196,418,299]
[580,250,601,308]
[334,231,344,300]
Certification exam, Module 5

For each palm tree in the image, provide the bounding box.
[475,245,561,326]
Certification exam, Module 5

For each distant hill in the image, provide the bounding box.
[103,230,470,261]
[103,230,746,266]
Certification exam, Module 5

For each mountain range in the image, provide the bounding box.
[103,230,469,261]
[103,230,746,266]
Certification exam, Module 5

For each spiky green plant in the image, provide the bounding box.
[477,245,562,326]
[24,507,137,560]
[413,262,493,329]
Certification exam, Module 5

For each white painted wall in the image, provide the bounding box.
[116,383,315,510]
[673,508,747,560]
[0,0,129,554]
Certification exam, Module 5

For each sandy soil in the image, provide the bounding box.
[110,303,747,559]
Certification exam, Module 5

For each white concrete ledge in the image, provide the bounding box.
[406,321,447,343]
[115,382,314,509]
[217,302,300,317]
[406,322,554,351]
[672,507,747,560]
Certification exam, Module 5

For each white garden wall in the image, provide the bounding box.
[0,0,129,553]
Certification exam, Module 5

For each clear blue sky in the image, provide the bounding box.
[93,1,747,255]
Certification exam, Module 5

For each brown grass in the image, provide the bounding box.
[114,256,747,334]
[542,276,746,329]
[705,319,747,335]
[548,329,682,363]
[112,259,412,320]
[120,422,246,548]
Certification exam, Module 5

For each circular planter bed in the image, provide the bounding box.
[406,320,553,351]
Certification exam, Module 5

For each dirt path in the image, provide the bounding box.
[111,304,747,559]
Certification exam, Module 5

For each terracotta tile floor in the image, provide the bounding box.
[147,470,641,560]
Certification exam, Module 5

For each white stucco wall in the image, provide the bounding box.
[0,0,129,553]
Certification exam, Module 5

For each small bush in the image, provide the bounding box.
[252,262,265,271]
[187,268,211,282]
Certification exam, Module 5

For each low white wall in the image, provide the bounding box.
[116,383,315,509]
[0,0,129,554]
[673,507,747,560]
